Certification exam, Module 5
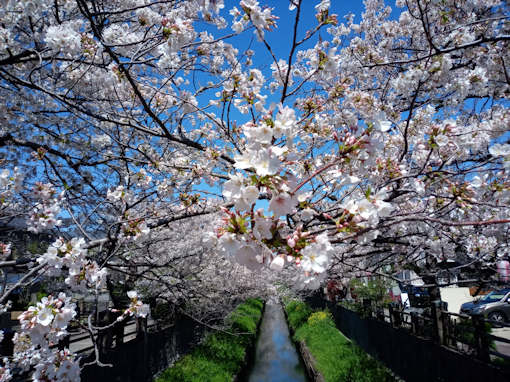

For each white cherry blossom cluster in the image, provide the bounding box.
[5,289,148,380]
[119,214,151,242]
[5,297,80,380]
[90,134,112,148]
[0,168,24,192]
[32,349,80,382]
[214,101,372,280]
[228,69,267,114]
[222,174,259,211]
[465,235,499,260]
[37,237,85,274]
[342,187,394,228]
[0,359,12,382]
[232,0,277,39]
[0,168,24,211]
[65,261,107,292]
[0,242,11,257]
[121,291,150,319]
[490,143,510,168]
[11,332,34,373]
[45,22,83,56]
[0,301,12,315]
[107,185,133,204]
[18,293,76,348]
[37,237,107,291]
[300,233,333,274]
[133,169,152,188]
[197,0,225,16]
[6,334,80,382]
[28,183,63,233]
[158,9,197,54]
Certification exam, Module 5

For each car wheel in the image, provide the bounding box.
[488,311,507,323]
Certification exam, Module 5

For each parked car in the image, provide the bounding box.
[460,288,510,322]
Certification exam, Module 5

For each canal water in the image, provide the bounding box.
[247,302,308,382]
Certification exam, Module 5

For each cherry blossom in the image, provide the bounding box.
[18,293,76,348]
[490,143,510,157]
[0,243,11,257]
[269,192,297,217]
[124,291,150,318]
[0,0,509,377]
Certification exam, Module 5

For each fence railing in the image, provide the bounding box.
[52,315,159,356]
[346,299,510,365]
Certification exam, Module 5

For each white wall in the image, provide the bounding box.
[440,287,473,313]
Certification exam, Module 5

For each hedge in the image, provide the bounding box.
[284,299,396,382]
[156,298,264,382]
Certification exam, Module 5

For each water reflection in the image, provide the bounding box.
[247,303,308,382]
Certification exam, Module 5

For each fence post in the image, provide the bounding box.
[389,303,402,328]
[431,301,443,344]
[410,312,418,335]
[112,311,124,348]
[441,309,451,347]
[363,298,372,318]
[376,305,385,321]
[136,316,147,339]
[141,317,149,381]
[472,314,490,362]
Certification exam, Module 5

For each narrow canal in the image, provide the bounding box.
[247,302,308,382]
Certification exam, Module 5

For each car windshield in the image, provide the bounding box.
[481,291,508,302]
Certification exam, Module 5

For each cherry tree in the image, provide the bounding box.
[0,0,509,380]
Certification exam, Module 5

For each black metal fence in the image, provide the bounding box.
[306,297,510,382]
[79,314,205,382]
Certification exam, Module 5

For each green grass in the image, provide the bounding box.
[285,302,396,382]
[228,299,263,337]
[284,299,312,331]
[156,298,264,382]
[157,354,232,382]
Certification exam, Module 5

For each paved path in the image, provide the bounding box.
[248,303,307,382]
[492,327,510,356]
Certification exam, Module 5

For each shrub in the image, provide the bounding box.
[307,311,332,326]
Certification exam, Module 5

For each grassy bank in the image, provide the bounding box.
[284,299,396,382]
[156,298,264,382]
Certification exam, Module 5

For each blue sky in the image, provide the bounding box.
[219,1,368,72]
[192,1,374,208]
